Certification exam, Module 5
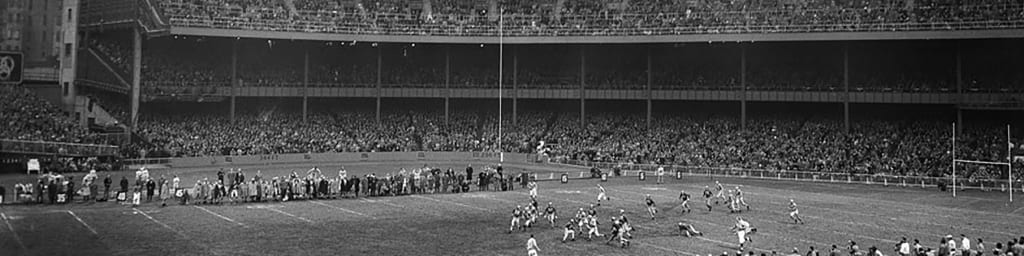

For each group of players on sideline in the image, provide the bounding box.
[0,164,528,206]
[512,180,1022,256]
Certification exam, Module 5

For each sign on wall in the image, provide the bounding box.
[0,52,23,84]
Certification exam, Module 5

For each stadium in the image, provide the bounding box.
[1,0,1024,255]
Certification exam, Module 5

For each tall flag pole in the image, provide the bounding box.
[498,8,504,163]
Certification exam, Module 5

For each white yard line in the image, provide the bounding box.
[263,207,314,223]
[1,212,26,251]
[67,210,99,235]
[309,201,375,219]
[411,195,493,212]
[135,208,189,239]
[193,205,248,228]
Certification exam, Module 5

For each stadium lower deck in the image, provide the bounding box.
[1,162,1022,256]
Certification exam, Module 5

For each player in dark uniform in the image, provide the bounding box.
[644,194,657,219]
[702,186,714,211]
[679,189,692,214]
[545,202,558,227]
[562,219,576,242]
[509,206,524,233]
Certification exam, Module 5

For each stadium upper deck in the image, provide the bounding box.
[82,0,1024,43]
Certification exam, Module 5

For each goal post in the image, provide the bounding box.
[951,123,1013,202]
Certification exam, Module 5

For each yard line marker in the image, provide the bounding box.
[310,201,375,219]
[67,210,99,235]
[411,195,491,212]
[1,213,26,251]
[134,208,222,255]
[633,240,701,256]
[263,207,314,223]
[135,208,189,239]
[193,205,248,228]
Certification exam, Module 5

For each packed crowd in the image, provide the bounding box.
[156,0,1024,36]
[0,85,104,144]
[133,107,1024,179]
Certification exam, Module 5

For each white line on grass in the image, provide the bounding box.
[193,205,248,228]
[263,207,313,223]
[1,212,26,251]
[362,198,448,218]
[135,208,189,239]
[67,210,99,235]
[411,195,492,212]
[309,201,375,219]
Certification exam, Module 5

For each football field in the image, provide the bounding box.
[1,164,1022,256]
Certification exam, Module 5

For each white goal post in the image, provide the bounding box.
[951,123,1013,202]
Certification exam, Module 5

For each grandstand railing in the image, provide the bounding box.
[553,159,1024,192]
[161,3,1024,37]
[0,139,120,157]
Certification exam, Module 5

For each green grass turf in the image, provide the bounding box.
[1,163,1022,256]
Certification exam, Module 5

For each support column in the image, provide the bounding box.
[445,46,450,126]
[302,47,309,123]
[843,44,850,133]
[376,46,382,124]
[955,43,963,135]
[646,46,652,130]
[512,46,518,125]
[230,40,238,123]
[130,28,142,129]
[580,47,585,127]
[740,45,747,130]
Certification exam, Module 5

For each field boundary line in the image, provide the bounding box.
[67,210,99,235]
[1,212,26,251]
[193,205,249,228]
[310,201,376,219]
[263,207,314,223]
[411,195,492,212]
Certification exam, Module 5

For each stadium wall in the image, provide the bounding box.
[171,27,1024,44]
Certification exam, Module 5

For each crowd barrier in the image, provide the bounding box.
[551,159,1024,193]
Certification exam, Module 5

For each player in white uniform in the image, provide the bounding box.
[656,167,666,184]
[529,181,538,198]
[677,220,704,237]
[586,215,602,240]
[596,184,609,206]
[713,181,726,204]
[735,186,750,210]
[788,199,805,224]
[527,234,540,256]
[732,217,755,251]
